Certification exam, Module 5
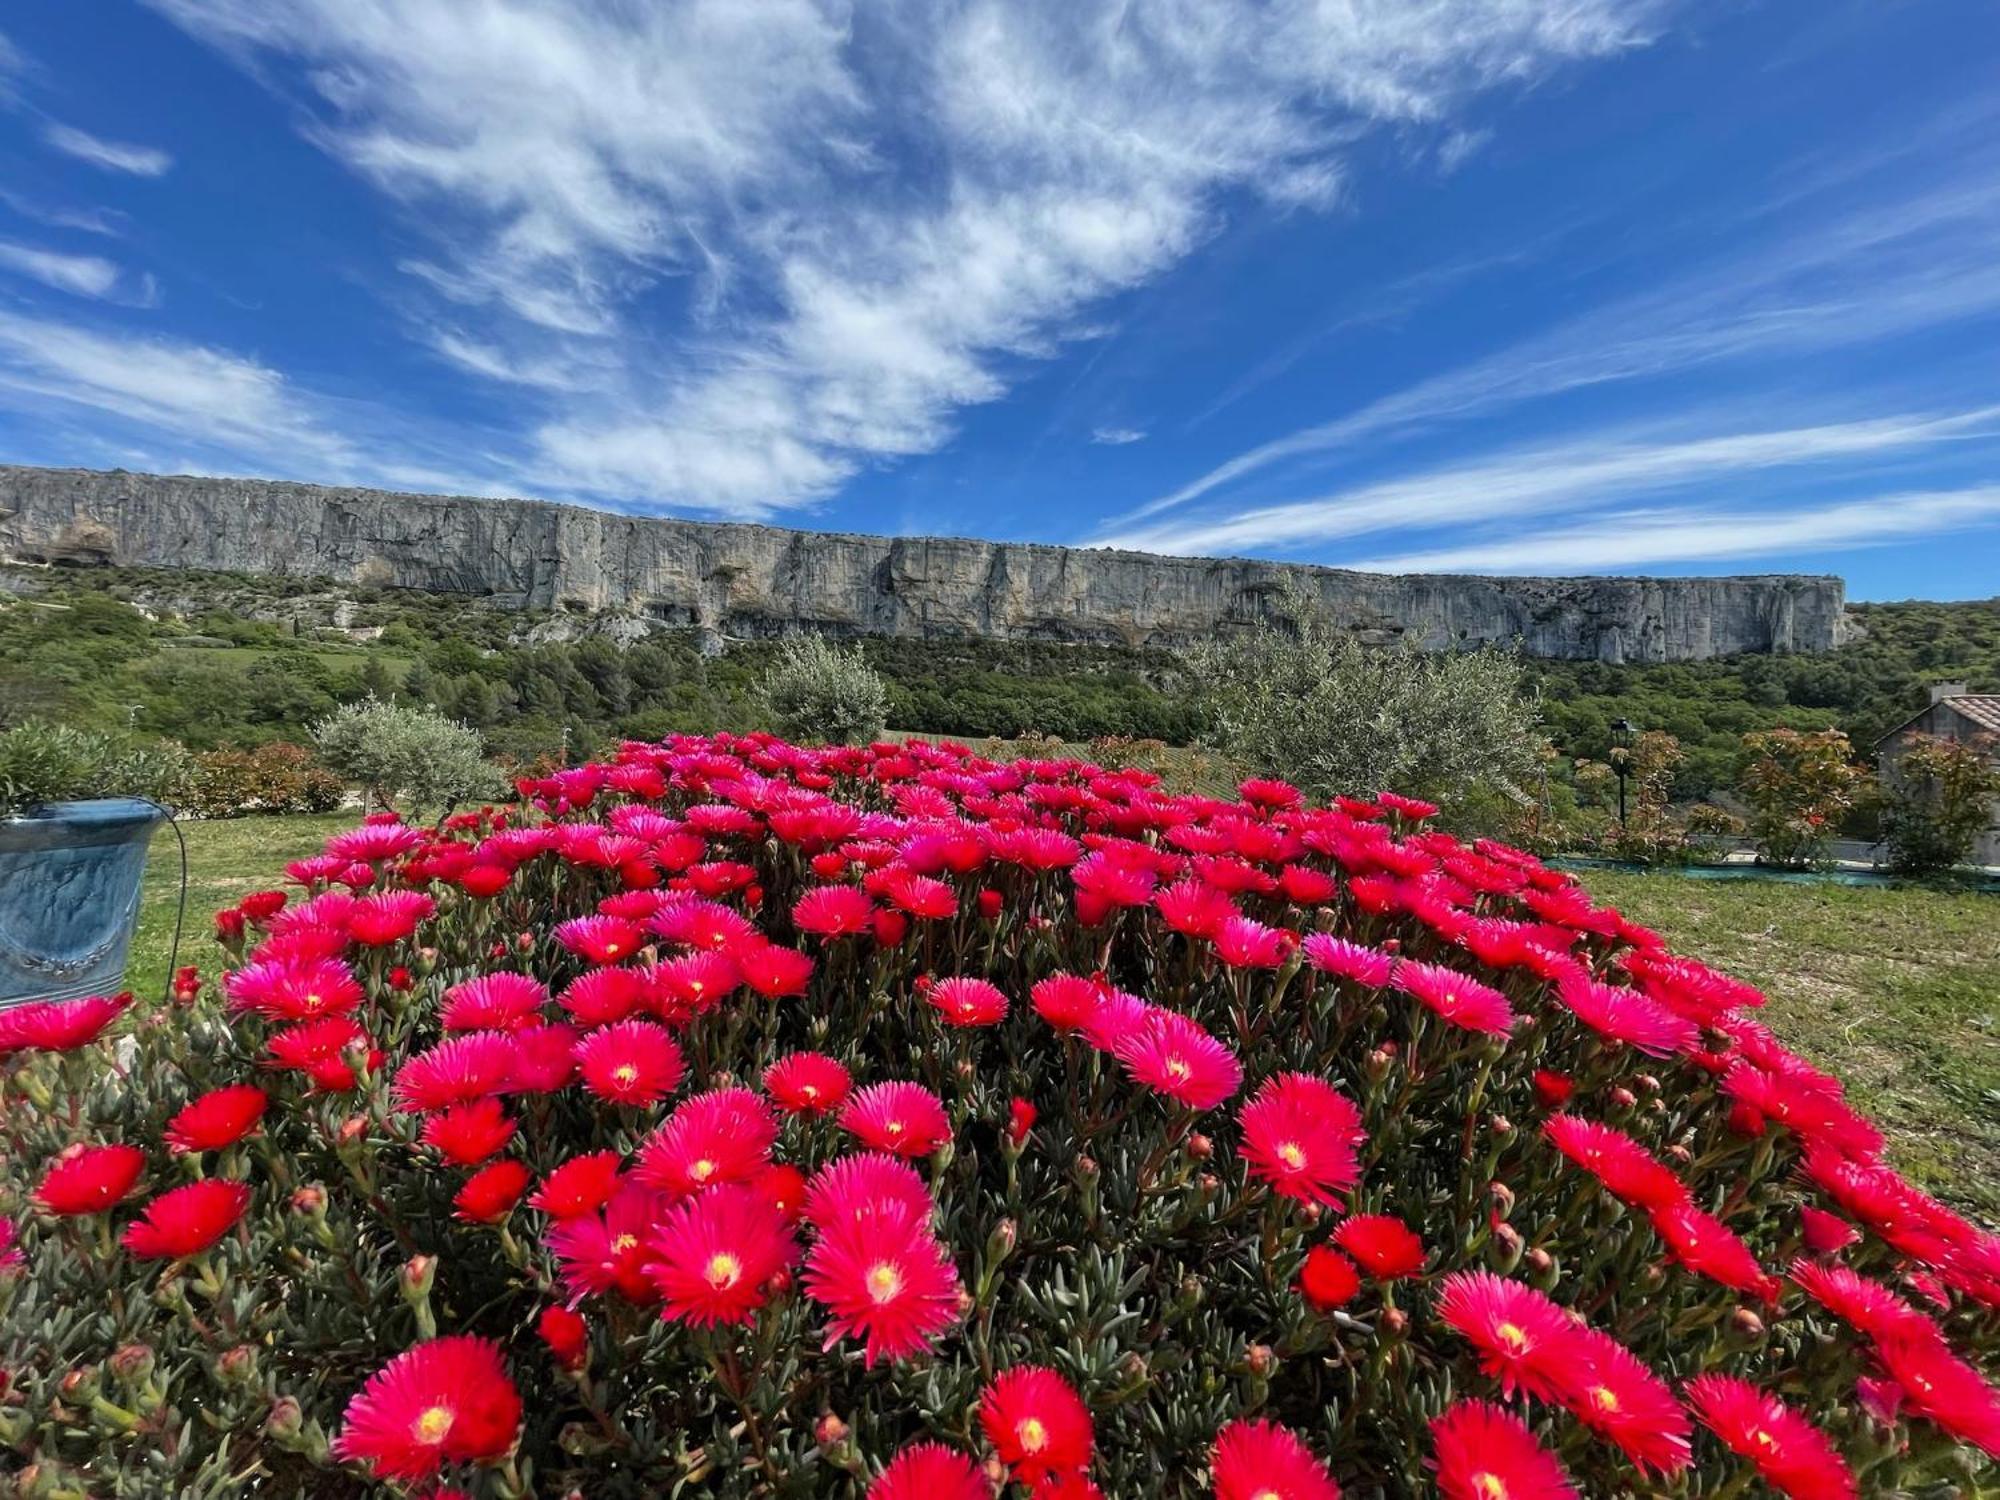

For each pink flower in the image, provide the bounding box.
[839,1081,952,1158]
[1237,1073,1365,1207]
[1113,1010,1241,1111]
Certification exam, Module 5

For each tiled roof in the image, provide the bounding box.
[1945,695,2000,734]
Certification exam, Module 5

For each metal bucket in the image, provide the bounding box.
[0,798,165,1005]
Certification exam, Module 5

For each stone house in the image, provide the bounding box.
[1873,682,2000,868]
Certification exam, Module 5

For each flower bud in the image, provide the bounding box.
[58,1366,99,1402]
[108,1344,154,1386]
[1488,1221,1524,1272]
[1609,1086,1638,1109]
[1186,1132,1214,1161]
[290,1184,327,1217]
[1006,1097,1037,1149]
[517,930,537,953]
[815,1413,851,1449]
[1489,1114,1514,1137]
[1525,1247,1554,1277]
[1487,1181,1516,1218]
[399,1254,436,1303]
[216,1345,258,1387]
[982,1456,1009,1489]
[1364,1047,1395,1083]
[1244,1344,1276,1377]
[1729,1307,1766,1340]
[1379,1307,1409,1338]
[265,1396,304,1442]
[985,1218,1018,1264]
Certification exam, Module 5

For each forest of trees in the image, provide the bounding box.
[3,562,1994,800]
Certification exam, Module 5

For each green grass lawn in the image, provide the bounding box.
[122,813,1998,1215]
[1577,871,2000,1217]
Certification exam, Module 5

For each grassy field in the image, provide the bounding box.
[121,813,1998,1216]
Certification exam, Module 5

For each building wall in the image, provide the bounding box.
[1875,706,2000,868]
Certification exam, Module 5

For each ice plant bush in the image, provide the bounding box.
[2,735,1997,1499]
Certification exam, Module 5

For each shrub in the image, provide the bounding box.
[311,696,498,815]
[1880,733,2000,874]
[759,636,889,746]
[1738,728,1868,868]
[0,718,191,816]
[186,742,347,819]
[1,734,1995,1498]
[1187,588,1544,814]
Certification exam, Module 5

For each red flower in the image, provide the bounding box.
[34,1143,146,1216]
[557,967,648,1027]
[536,1305,589,1371]
[547,1184,666,1303]
[752,1162,808,1223]
[1648,1203,1778,1302]
[1301,935,1393,987]
[1685,1375,1858,1500]
[634,1087,780,1197]
[1155,879,1239,939]
[1531,1070,1574,1108]
[763,1052,853,1116]
[574,1019,686,1108]
[509,1023,580,1093]
[1429,1400,1576,1500]
[1788,1260,1932,1342]
[792,884,875,937]
[1213,916,1295,969]
[1436,1271,1580,1402]
[803,1152,935,1231]
[266,1015,375,1092]
[224,958,363,1022]
[1555,973,1697,1057]
[454,1159,532,1224]
[839,1081,952,1158]
[553,914,643,965]
[121,1179,251,1259]
[1007,1097,1038,1148]
[440,973,548,1033]
[392,1033,518,1113]
[1799,1206,1859,1255]
[1113,1010,1241,1111]
[1071,852,1156,909]
[803,1201,961,1365]
[1334,1215,1425,1280]
[734,941,815,998]
[530,1151,624,1219]
[646,1183,797,1327]
[0,992,130,1054]
[866,1442,988,1500]
[1030,973,1108,1033]
[164,1084,268,1154]
[979,1365,1094,1484]
[647,950,741,1022]
[332,1335,523,1482]
[421,1098,518,1165]
[1393,961,1515,1037]
[928,976,1009,1028]
[1211,1417,1342,1500]
[1541,1116,1688,1213]
[458,863,512,899]
[879,867,957,920]
[1872,1334,2000,1457]
[1298,1246,1361,1311]
[347,890,435,945]
[1560,1328,1691,1476]
[1238,1072,1365,1207]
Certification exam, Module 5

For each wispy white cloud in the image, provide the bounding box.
[1090,425,1146,446]
[0,240,123,299]
[41,122,174,177]
[1098,407,2000,556]
[143,0,1664,516]
[1128,148,2000,526]
[0,189,126,237]
[1344,486,2000,574]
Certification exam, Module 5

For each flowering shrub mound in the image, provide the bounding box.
[3,734,1998,1499]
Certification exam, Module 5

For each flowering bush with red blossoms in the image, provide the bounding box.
[3,733,1998,1499]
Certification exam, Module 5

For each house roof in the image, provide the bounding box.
[1874,694,2000,747]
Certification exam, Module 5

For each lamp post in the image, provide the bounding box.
[1610,717,1634,829]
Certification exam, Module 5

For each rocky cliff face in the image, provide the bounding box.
[0,465,1849,662]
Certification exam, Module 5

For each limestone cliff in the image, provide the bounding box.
[0,465,1849,662]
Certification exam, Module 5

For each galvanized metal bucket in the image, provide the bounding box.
[0,798,165,1006]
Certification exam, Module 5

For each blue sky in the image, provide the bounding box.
[1,2,1996,600]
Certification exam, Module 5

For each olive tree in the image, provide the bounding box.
[758,635,889,746]
[1185,585,1544,811]
[311,696,496,814]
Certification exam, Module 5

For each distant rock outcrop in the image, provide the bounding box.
[0,465,1849,662]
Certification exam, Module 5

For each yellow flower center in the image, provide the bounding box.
[1165,1057,1192,1081]
[706,1253,743,1289]
[604,942,622,956]
[1496,1321,1529,1352]
[613,1064,639,1085]
[1590,1386,1619,1413]
[1472,1474,1508,1500]
[412,1404,455,1444]
[866,1262,904,1304]
[304,992,323,1010]
[1018,1417,1048,1453]
[1277,1142,1307,1170]
[885,1120,904,1136]
[1253,1491,1282,1500]
[801,1084,819,1101]
[691,1158,716,1181]
[1752,1428,1778,1450]
[611,1234,638,1254]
